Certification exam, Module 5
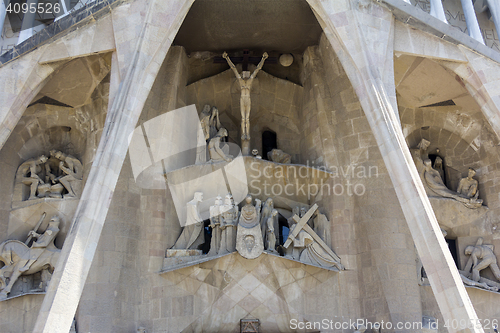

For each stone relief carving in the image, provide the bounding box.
[16,150,83,201]
[265,210,278,254]
[171,192,205,252]
[267,149,291,164]
[208,196,223,256]
[200,104,221,142]
[423,159,483,208]
[459,237,500,292]
[236,195,264,259]
[0,213,62,300]
[283,204,344,270]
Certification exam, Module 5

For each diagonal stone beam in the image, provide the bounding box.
[32,0,194,332]
[307,0,481,331]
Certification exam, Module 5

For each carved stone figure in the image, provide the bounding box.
[208,128,232,162]
[423,159,482,208]
[313,210,331,248]
[171,192,205,250]
[236,195,263,259]
[267,149,291,164]
[18,155,48,200]
[434,156,445,182]
[208,196,222,256]
[463,238,500,283]
[223,51,268,141]
[260,198,276,246]
[200,104,221,141]
[457,168,480,200]
[220,193,239,254]
[284,205,343,270]
[266,210,278,253]
[16,152,84,201]
[50,150,83,198]
[0,214,62,299]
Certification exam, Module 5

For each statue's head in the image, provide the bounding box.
[244,235,255,252]
[423,159,432,169]
[265,198,273,207]
[252,149,259,156]
[225,193,232,205]
[271,209,278,217]
[300,207,306,217]
[242,71,251,79]
[465,245,474,255]
[435,156,442,166]
[211,106,218,114]
[468,168,476,178]
[215,195,222,205]
[38,155,48,164]
[245,195,252,205]
[217,128,228,137]
[202,104,211,114]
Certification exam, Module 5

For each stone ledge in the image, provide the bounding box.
[382,0,500,64]
[0,0,127,66]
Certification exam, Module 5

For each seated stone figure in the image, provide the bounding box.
[236,195,263,259]
[423,159,482,208]
[18,155,48,200]
[457,168,480,200]
[0,215,61,299]
[208,128,233,162]
[50,150,83,198]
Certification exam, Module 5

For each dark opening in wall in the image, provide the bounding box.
[262,130,277,160]
[429,154,447,186]
[446,238,459,267]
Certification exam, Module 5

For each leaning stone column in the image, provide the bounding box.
[307,0,481,331]
[31,0,194,332]
[461,0,485,44]
[0,0,10,36]
[486,0,500,41]
[17,0,38,44]
[429,0,448,23]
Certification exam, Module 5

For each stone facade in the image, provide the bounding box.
[1,0,500,333]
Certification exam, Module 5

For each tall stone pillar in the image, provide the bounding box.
[429,0,448,23]
[307,0,481,331]
[461,0,485,44]
[17,0,38,44]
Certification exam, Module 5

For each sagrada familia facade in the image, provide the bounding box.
[1,0,500,332]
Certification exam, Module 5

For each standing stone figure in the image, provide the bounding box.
[222,51,268,140]
[171,192,205,250]
[208,128,233,162]
[18,155,48,200]
[200,104,221,142]
[260,198,275,245]
[266,210,278,253]
[220,193,239,254]
[313,210,331,248]
[463,237,500,282]
[208,196,223,256]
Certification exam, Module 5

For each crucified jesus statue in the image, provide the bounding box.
[223,51,268,141]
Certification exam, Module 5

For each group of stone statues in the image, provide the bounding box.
[0,213,62,299]
[169,193,343,269]
[197,104,233,164]
[16,150,83,201]
[412,139,482,208]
